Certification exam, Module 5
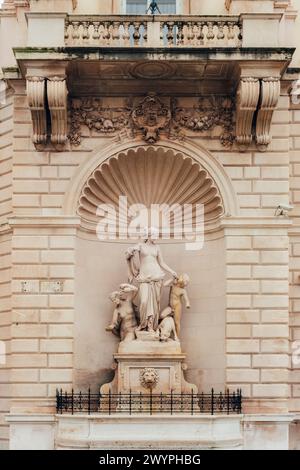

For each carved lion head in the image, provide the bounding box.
[140,368,159,390]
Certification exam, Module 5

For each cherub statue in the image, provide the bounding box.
[106,283,138,343]
[158,308,179,342]
[163,273,191,337]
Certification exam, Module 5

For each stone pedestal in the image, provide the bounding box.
[100,341,197,395]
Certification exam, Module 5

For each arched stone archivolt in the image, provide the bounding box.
[63,138,239,233]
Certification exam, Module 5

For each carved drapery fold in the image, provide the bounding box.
[256,77,280,147]
[235,77,260,146]
[47,76,68,145]
[26,76,47,145]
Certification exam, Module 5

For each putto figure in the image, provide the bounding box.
[106,283,138,342]
[163,274,191,337]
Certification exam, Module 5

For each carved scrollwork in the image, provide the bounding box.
[69,98,131,145]
[256,77,280,148]
[47,76,68,145]
[69,93,235,147]
[131,93,172,143]
[172,96,235,147]
[26,76,47,146]
[236,77,260,147]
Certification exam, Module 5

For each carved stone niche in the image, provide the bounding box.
[235,77,260,149]
[256,77,280,149]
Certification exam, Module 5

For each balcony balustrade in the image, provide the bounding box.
[64,15,243,48]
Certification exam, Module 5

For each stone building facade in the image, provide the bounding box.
[0,0,300,449]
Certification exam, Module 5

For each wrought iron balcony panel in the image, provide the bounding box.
[64,15,243,48]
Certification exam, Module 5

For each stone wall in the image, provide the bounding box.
[0,88,13,449]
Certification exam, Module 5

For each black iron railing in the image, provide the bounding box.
[56,388,242,415]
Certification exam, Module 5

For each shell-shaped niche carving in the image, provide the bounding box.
[78,146,224,235]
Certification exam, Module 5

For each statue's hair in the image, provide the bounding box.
[109,290,120,302]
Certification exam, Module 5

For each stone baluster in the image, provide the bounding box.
[206,21,215,41]
[133,22,141,46]
[64,21,70,43]
[192,22,200,46]
[167,22,174,47]
[217,21,225,41]
[142,21,147,46]
[123,21,131,46]
[176,22,184,46]
[227,21,235,40]
[82,21,90,41]
[71,21,80,43]
[198,21,204,44]
[112,21,120,45]
[99,22,105,45]
[92,21,101,42]
[103,21,111,45]
[187,21,194,45]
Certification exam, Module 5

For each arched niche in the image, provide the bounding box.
[68,139,237,392]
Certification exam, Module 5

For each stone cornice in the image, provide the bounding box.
[13,47,295,64]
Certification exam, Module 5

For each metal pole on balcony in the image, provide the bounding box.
[211,388,214,415]
[88,387,91,415]
[71,388,74,415]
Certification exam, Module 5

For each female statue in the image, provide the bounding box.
[125,227,177,333]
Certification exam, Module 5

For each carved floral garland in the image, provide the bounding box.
[68,94,235,146]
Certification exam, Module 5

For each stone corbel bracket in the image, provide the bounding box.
[235,77,260,148]
[47,76,68,146]
[26,76,47,145]
[26,74,68,149]
[236,76,281,151]
[256,77,281,149]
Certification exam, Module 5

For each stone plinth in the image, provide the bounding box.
[100,341,197,395]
